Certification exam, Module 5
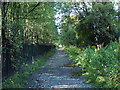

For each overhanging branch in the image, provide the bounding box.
[24,2,41,17]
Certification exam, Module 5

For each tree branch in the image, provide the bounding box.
[24,2,41,17]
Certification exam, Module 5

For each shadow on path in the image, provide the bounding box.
[24,48,91,88]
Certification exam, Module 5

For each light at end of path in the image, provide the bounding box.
[59,45,62,48]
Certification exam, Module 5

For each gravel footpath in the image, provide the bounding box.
[24,48,91,88]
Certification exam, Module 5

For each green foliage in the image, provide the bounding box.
[2,2,58,70]
[64,41,120,88]
[24,2,58,45]
[60,15,78,46]
[64,45,80,60]
[3,49,56,88]
[58,2,119,47]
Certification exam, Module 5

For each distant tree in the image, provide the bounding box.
[58,2,119,47]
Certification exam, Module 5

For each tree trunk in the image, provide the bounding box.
[2,2,11,78]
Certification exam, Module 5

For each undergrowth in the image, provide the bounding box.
[3,48,56,88]
[64,41,120,88]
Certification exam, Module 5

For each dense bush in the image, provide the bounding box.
[64,41,120,88]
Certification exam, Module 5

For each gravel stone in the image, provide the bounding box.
[24,48,91,88]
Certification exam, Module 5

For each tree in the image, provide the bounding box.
[2,2,58,71]
[57,2,119,47]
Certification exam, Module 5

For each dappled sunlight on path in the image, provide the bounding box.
[24,49,91,88]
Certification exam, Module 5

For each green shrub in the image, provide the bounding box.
[64,41,120,88]
[64,46,80,60]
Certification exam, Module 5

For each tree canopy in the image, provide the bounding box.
[57,2,119,47]
[2,2,58,70]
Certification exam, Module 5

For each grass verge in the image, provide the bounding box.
[3,48,56,88]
